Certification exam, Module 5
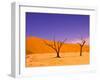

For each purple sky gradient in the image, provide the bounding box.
[26,12,89,41]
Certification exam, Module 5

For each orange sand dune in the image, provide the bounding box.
[26,36,89,54]
[26,36,89,67]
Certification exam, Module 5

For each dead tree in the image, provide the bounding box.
[43,37,67,58]
[78,38,86,56]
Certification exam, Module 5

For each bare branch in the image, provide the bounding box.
[82,40,86,46]
[43,37,67,58]
[53,36,57,50]
[59,38,67,49]
[43,40,57,52]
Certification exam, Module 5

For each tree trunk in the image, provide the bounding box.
[80,46,82,56]
[56,52,61,58]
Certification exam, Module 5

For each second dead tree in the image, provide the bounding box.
[78,39,86,56]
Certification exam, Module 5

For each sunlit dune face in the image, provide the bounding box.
[26,36,90,67]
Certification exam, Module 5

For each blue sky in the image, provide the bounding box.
[26,12,89,42]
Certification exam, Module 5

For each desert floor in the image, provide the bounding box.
[26,52,89,67]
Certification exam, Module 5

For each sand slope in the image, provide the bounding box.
[26,36,89,54]
[26,36,90,67]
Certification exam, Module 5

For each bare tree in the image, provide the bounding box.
[43,37,67,58]
[77,37,86,56]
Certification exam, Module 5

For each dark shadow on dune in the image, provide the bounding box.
[26,50,33,55]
